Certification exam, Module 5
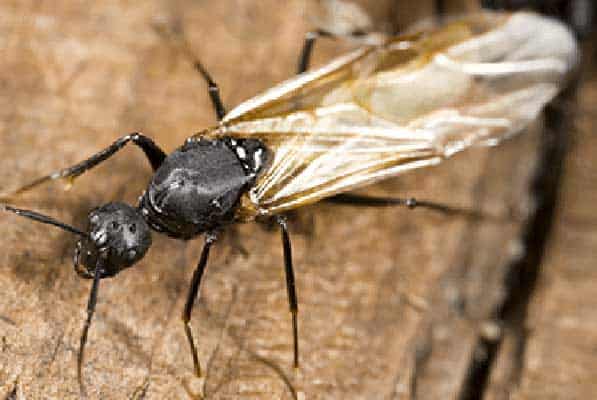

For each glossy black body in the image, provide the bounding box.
[139,136,268,240]
[66,136,268,281]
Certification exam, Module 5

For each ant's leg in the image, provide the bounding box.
[156,25,226,121]
[0,204,86,236]
[0,133,166,199]
[182,232,217,377]
[77,262,102,396]
[277,216,299,369]
[326,193,490,220]
[297,30,332,74]
[180,43,226,120]
[191,57,226,121]
[435,0,446,17]
[297,29,370,74]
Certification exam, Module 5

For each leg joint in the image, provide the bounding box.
[128,132,143,142]
[276,215,288,227]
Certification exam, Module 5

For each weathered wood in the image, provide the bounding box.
[403,121,544,400]
[0,1,558,399]
[485,44,597,400]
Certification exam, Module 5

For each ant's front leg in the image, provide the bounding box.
[182,231,217,377]
[0,133,166,200]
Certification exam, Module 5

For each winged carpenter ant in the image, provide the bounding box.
[0,10,578,394]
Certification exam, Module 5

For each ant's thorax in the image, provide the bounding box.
[138,136,268,239]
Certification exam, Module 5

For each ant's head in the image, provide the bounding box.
[0,201,151,279]
[74,202,152,279]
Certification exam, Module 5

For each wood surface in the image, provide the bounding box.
[485,41,597,400]
[0,1,592,400]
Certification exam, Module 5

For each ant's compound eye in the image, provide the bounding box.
[74,202,152,279]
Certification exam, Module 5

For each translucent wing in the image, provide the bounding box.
[205,11,578,218]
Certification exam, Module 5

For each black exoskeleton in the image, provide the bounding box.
[140,137,268,239]
[74,202,152,279]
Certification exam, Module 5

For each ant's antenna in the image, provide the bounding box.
[0,203,100,395]
[0,204,86,236]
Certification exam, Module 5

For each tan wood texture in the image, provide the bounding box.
[0,2,590,399]
[485,42,597,400]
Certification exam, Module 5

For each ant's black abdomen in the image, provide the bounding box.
[139,137,267,239]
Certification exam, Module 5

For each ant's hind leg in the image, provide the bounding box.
[277,216,299,369]
[434,0,446,17]
[297,29,370,75]
[326,193,492,220]
[296,28,372,74]
[0,133,166,200]
[297,30,333,74]
[298,0,378,74]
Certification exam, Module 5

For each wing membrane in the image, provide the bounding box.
[207,11,578,218]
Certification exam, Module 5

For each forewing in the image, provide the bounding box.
[212,12,578,217]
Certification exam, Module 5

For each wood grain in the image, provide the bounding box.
[0,2,582,399]
[485,42,597,400]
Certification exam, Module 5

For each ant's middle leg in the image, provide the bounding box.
[0,133,166,200]
[182,231,217,377]
[155,23,226,121]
